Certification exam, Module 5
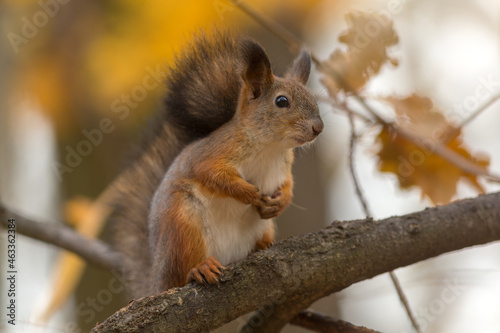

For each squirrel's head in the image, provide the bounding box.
[237,39,323,148]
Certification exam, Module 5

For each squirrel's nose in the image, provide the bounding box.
[312,118,324,136]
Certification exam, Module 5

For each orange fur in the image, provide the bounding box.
[152,190,208,290]
[254,226,275,251]
[194,157,260,205]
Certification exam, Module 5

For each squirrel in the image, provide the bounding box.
[110,32,323,298]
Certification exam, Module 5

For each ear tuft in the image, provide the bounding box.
[240,39,273,99]
[286,48,311,85]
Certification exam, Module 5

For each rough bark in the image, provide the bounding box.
[90,191,500,332]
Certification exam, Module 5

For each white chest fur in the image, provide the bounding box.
[197,148,291,265]
[239,148,291,195]
[202,197,272,265]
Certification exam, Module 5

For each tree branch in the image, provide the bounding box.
[0,203,124,272]
[91,191,500,333]
[290,310,381,333]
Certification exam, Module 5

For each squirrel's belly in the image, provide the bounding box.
[202,196,272,266]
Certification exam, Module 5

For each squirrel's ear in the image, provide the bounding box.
[241,40,273,99]
[286,48,311,85]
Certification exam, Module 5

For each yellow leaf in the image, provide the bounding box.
[38,196,111,321]
[376,94,490,204]
[320,11,399,95]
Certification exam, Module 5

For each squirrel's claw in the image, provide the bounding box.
[255,192,284,219]
[255,238,274,250]
[187,256,224,285]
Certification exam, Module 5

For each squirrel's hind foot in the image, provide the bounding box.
[187,256,224,285]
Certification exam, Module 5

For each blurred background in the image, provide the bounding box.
[1,0,500,332]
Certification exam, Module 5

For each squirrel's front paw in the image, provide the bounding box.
[238,184,261,206]
[255,191,285,219]
[187,256,224,285]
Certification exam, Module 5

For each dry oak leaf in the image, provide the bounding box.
[376,94,490,204]
[320,11,399,95]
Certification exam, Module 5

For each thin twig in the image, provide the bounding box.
[444,92,500,142]
[229,0,321,64]
[0,202,124,272]
[347,108,422,333]
[388,271,422,333]
[318,96,374,124]
[390,121,500,181]
[460,92,500,127]
[231,0,301,50]
[347,113,371,217]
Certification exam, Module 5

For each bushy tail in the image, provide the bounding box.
[109,32,251,298]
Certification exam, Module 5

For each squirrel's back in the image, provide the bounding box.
[109,32,251,297]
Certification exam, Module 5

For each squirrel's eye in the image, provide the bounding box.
[275,95,289,108]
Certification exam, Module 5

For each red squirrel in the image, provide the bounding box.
[110,32,323,297]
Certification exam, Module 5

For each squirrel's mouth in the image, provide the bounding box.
[294,137,307,146]
[293,134,316,146]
